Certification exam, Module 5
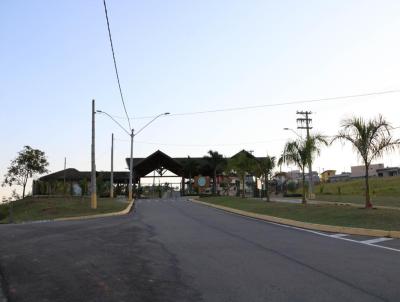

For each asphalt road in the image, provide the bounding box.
[0,198,400,302]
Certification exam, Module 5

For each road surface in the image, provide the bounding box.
[0,197,399,301]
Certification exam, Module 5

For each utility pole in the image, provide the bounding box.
[63,157,67,196]
[296,111,314,199]
[110,133,114,198]
[91,99,97,209]
[128,129,134,201]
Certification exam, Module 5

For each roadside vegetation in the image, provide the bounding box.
[313,176,400,207]
[0,197,128,223]
[200,196,400,231]
[331,115,400,208]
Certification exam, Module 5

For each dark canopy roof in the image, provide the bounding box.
[39,168,129,182]
[125,150,184,180]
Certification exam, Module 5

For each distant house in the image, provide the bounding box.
[376,167,400,177]
[351,163,384,178]
[320,170,336,183]
[329,172,351,183]
[286,170,319,184]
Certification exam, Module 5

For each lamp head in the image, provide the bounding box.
[96,110,103,113]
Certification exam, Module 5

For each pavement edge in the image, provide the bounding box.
[52,199,135,222]
[189,198,400,239]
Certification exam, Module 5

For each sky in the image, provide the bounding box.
[1,0,400,198]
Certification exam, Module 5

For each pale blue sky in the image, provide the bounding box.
[1,1,400,198]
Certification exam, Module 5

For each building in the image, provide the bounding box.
[376,167,400,177]
[35,149,269,197]
[351,163,384,178]
[320,170,336,183]
[287,170,320,184]
[329,172,351,183]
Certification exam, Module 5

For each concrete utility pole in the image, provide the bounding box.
[296,111,313,199]
[110,133,114,198]
[91,99,97,209]
[63,157,66,196]
[128,129,134,201]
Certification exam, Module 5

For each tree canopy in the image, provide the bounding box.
[2,146,49,199]
[332,115,400,208]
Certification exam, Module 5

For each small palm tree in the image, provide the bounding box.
[256,156,276,202]
[280,134,327,204]
[204,150,226,195]
[183,156,198,194]
[332,115,400,208]
[228,152,257,198]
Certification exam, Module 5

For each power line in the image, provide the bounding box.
[113,126,400,147]
[102,0,132,131]
[106,89,400,120]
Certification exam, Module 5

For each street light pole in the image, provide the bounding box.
[110,133,114,198]
[128,129,134,201]
[91,99,97,209]
[97,111,169,202]
[283,128,302,139]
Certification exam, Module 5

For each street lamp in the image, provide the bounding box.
[283,128,302,139]
[96,110,170,201]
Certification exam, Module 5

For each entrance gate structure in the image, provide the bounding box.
[126,150,186,198]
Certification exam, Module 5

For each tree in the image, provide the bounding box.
[183,156,198,194]
[332,115,400,208]
[204,150,226,195]
[255,156,276,202]
[228,152,257,198]
[2,146,49,199]
[280,135,327,204]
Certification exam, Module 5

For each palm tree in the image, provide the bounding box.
[332,115,400,208]
[204,150,226,195]
[183,156,198,194]
[280,134,327,204]
[256,156,276,202]
[228,152,257,198]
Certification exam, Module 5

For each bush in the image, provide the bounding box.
[0,203,9,221]
[286,181,297,193]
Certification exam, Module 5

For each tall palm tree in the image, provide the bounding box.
[280,134,327,204]
[204,150,226,195]
[332,115,400,208]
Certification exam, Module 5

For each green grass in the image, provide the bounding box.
[315,194,400,208]
[291,176,400,207]
[200,196,400,231]
[0,196,129,223]
[315,176,400,196]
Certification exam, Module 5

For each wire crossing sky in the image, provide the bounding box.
[102,0,132,131]
[1,0,400,199]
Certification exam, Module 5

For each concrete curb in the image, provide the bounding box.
[51,200,135,222]
[189,199,400,239]
[8,200,135,225]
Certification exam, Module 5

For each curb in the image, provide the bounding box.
[53,200,135,222]
[50,200,135,221]
[189,199,400,239]
[10,200,135,225]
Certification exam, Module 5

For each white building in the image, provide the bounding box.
[350,163,384,178]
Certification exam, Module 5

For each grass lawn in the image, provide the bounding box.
[291,176,400,207]
[200,196,400,231]
[315,194,400,208]
[0,196,129,223]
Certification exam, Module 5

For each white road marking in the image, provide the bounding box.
[188,199,400,254]
[360,237,393,244]
[330,234,349,238]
